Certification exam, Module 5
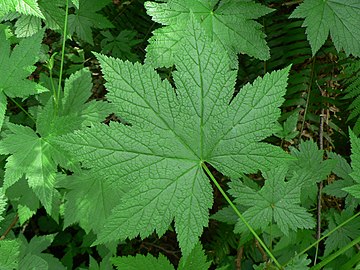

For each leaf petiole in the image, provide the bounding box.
[201,162,283,269]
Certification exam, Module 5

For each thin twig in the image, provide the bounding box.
[0,214,18,240]
[255,238,268,262]
[314,80,326,265]
[235,246,244,270]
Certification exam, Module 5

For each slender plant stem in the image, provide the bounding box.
[314,81,326,265]
[309,234,360,270]
[0,214,18,240]
[201,163,283,269]
[283,211,360,267]
[56,0,70,113]
[8,97,35,123]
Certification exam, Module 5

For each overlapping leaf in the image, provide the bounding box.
[57,18,291,257]
[145,0,273,67]
[290,0,360,57]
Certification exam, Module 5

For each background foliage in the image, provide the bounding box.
[0,0,360,269]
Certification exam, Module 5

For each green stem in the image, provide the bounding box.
[56,0,69,114]
[8,97,35,123]
[309,234,360,270]
[283,211,360,267]
[201,163,282,269]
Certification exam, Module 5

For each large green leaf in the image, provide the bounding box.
[57,19,291,257]
[290,0,360,57]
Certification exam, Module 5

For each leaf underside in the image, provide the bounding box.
[57,18,291,257]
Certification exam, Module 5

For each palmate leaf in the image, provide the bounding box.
[229,167,315,236]
[145,0,273,67]
[0,28,47,129]
[68,0,113,45]
[57,19,291,257]
[290,0,360,57]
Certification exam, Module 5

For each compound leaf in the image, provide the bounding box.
[57,19,291,257]
[145,0,273,67]
[290,0,360,57]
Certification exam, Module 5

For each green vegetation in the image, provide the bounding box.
[0,0,360,269]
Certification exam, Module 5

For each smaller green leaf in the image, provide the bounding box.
[230,167,315,235]
[290,140,336,186]
[275,111,299,141]
[68,0,113,45]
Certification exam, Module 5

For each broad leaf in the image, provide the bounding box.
[57,19,291,257]
[145,0,273,67]
[290,0,360,57]
[0,28,47,129]
[229,167,315,235]
[68,0,113,45]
